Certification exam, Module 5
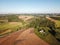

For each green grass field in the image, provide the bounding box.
[0,22,24,36]
[55,20,60,27]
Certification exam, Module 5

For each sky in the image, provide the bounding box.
[0,0,60,14]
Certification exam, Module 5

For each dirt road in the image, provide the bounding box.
[46,16,57,22]
[0,29,25,45]
[0,28,49,45]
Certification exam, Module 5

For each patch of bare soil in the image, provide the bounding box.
[15,28,49,45]
[9,22,18,24]
[0,28,49,45]
[18,16,34,21]
[0,29,25,45]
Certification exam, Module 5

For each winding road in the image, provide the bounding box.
[0,28,49,45]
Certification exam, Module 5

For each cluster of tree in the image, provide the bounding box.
[0,16,8,24]
[29,17,55,28]
[0,15,24,23]
[29,16,56,36]
[50,17,60,20]
[7,15,20,22]
[0,16,8,20]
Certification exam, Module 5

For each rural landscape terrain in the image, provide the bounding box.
[0,14,60,45]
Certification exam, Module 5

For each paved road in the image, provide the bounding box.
[0,28,49,45]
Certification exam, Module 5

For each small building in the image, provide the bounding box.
[39,29,45,33]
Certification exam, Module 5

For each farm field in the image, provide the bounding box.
[0,22,23,36]
[18,15,34,21]
[0,14,60,45]
[0,15,34,37]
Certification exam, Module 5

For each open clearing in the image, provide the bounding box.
[18,15,34,21]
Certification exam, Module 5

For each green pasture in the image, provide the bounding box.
[0,22,24,37]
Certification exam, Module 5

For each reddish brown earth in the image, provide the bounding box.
[0,28,49,45]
